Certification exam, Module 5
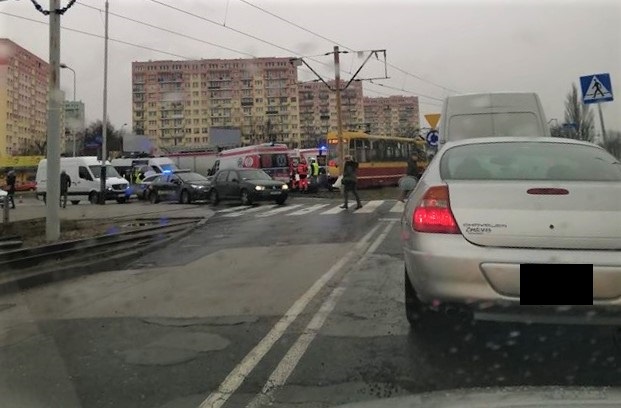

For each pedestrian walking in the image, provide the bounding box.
[398,152,420,202]
[6,169,16,209]
[340,155,362,210]
[60,169,71,208]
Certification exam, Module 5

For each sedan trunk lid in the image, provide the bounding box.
[448,181,621,250]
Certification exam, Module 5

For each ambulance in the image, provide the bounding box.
[209,143,292,183]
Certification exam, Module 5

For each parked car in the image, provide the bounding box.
[209,168,289,205]
[147,170,211,204]
[401,137,621,332]
[136,174,161,200]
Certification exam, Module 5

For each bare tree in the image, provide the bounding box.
[599,130,621,159]
[564,83,595,142]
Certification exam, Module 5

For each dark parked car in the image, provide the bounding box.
[147,171,211,204]
[136,173,160,200]
[209,169,289,206]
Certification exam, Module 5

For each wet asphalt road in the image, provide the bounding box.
[1,196,621,408]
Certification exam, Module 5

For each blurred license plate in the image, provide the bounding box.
[270,191,281,195]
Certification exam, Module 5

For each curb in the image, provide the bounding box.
[0,213,213,295]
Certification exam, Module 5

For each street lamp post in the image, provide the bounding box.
[60,63,77,156]
[59,63,75,101]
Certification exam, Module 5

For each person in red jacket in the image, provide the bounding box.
[297,159,309,192]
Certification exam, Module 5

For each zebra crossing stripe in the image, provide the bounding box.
[287,204,329,216]
[255,204,303,218]
[390,201,404,213]
[355,200,383,214]
[223,205,273,218]
[321,205,346,215]
[217,205,252,213]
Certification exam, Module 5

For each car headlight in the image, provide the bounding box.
[255,185,265,191]
[281,184,289,190]
[106,187,113,191]
[191,184,203,189]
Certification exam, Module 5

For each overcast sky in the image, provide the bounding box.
[1,0,619,134]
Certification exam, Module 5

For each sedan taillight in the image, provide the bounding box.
[412,185,461,234]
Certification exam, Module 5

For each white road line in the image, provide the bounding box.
[246,221,397,408]
[321,205,346,215]
[217,205,252,213]
[286,204,329,216]
[390,201,405,213]
[255,204,302,218]
[222,206,272,218]
[355,200,383,214]
[198,223,382,408]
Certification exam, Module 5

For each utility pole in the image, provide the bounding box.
[99,0,109,204]
[46,0,61,241]
[333,46,345,175]
[597,103,607,142]
[290,47,387,176]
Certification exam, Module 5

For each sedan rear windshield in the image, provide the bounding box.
[440,142,621,181]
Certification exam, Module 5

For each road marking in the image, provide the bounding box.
[217,205,252,213]
[246,221,397,408]
[390,201,404,213]
[320,205,346,215]
[355,200,383,214]
[198,223,382,408]
[255,204,302,218]
[222,206,273,218]
[286,204,329,216]
[379,217,400,221]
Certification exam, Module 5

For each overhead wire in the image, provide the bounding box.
[1,11,198,60]
[237,0,460,94]
[76,2,256,58]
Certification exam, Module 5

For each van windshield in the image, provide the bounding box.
[88,165,121,178]
[448,112,540,139]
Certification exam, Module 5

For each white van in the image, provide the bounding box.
[438,92,550,148]
[36,157,130,204]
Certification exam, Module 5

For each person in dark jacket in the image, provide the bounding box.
[398,153,420,202]
[60,170,71,208]
[340,155,362,210]
[6,170,16,209]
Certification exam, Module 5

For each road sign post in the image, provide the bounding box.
[580,73,613,141]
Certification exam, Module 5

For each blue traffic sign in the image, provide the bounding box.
[426,130,439,147]
[580,73,613,104]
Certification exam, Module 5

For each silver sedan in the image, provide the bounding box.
[401,137,621,328]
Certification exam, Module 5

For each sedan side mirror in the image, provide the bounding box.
[231,179,239,183]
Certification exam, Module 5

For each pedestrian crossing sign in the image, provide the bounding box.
[580,73,613,104]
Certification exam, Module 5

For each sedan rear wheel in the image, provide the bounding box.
[180,190,191,204]
[209,189,219,206]
[149,191,160,204]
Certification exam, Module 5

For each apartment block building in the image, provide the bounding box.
[363,95,420,137]
[298,80,364,146]
[0,38,49,156]
[132,57,301,150]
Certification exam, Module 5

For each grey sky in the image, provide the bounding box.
[1,0,619,133]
